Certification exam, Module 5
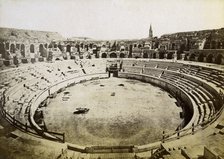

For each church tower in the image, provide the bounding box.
[149,24,153,39]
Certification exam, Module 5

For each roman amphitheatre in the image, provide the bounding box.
[0,26,224,159]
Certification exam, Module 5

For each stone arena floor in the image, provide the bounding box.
[43,77,182,146]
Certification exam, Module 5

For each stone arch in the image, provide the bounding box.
[66,45,71,52]
[206,54,213,63]
[211,41,216,49]
[143,53,148,58]
[6,42,10,50]
[21,44,25,57]
[10,43,16,53]
[110,53,117,58]
[48,43,53,49]
[217,42,221,49]
[13,56,18,65]
[184,53,188,60]
[58,44,63,51]
[189,54,196,61]
[0,43,6,58]
[152,52,157,59]
[16,44,20,50]
[167,52,173,59]
[138,44,142,48]
[101,53,107,58]
[39,44,44,57]
[198,53,204,62]
[171,43,175,50]
[120,53,125,58]
[159,52,165,59]
[80,43,84,49]
[214,54,223,64]
[30,44,35,53]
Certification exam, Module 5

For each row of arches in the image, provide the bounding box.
[101,53,126,58]
[188,53,223,64]
[1,42,223,65]
[101,51,224,65]
[0,43,53,58]
[140,52,174,59]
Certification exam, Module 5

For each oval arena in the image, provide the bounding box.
[0,56,224,158]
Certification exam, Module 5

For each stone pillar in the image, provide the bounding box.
[221,57,224,65]
[195,56,198,61]
[0,58,3,67]
[181,53,186,60]
[27,58,31,63]
[164,53,168,59]
[173,51,177,62]
[153,52,157,59]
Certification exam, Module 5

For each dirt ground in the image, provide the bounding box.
[43,77,182,146]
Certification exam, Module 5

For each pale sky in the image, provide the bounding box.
[0,0,224,40]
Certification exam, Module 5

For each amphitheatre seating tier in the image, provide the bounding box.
[160,73,217,125]
[0,60,107,136]
[123,59,224,88]
[0,59,223,158]
[122,60,222,128]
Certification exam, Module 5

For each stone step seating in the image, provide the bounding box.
[56,149,136,159]
[123,66,142,74]
[143,67,163,77]
[123,65,163,77]
[82,60,107,74]
[195,87,213,102]
[178,86,211,123]
[180,65,224,88]
[167,64,184,72]
[2,69,47,125]
[160,75,203,124]
[145,63,157,68]
[122,60,184,72]
[161,74,198,91]
[163,148,186,159]
[161,73,215,105]
[195,72,222,87]
[179,66,192,74]
[191,91,211,122]
[0,60,109,131]
[198,86,215,102]
[162,145,205,159]
[120,61,132,67]
[88,153,135,159]
[181,146,204,159]
[157,63,168,70]
[160,73,215,125]
[4,87,37,126]
[191,90,206,104]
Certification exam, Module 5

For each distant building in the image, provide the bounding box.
[149,24,153,39]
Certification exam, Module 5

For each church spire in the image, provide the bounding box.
[149,24,153,39]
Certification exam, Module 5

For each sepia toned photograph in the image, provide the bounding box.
[0,0,224,158]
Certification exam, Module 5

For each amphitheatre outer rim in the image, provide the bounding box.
[1,60,223,154]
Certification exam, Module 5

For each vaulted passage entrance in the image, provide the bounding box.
[110,53,117,58]
[101,53,107,58]
[215,54,223,64]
